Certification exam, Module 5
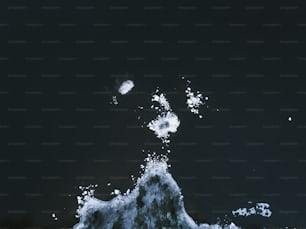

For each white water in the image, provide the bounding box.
[232,203,272,218]
[147,111,180,144]
[147,90,180,144]
[73,153,240,229]
[71,80,276,229]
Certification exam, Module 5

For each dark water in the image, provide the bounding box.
[2,0,306,228]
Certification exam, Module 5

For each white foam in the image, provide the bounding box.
[147,91,180,144]
[152,93,171,111]
[147,111,180,144]
[232,202,272,218]
[147,89,180,144]
[118,80,135,95]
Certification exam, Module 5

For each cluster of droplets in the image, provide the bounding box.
[75,184,98,218]
[184,79,208,119]
[143,152,170,170]
[111,95,118,105]
[51,213,58,221]
[137,152,170,184]
[151,91,171,112]
[147,89,180,145]
[232,202,272,218]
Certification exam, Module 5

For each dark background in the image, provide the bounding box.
[1,0,306,228]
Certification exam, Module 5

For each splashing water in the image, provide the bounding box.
[111,80,134,105]
[118,80,135,95]
[70,80,277,229]
[147,90,180,144]
[147,111,180,144]
[73,153,240,229]
[232,202,272,218]
[152,93,171,112]
[185,81,207,119]
[76,184,98,219]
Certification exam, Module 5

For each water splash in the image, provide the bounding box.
[232,203,272,218]
[70,79,278,228]
[73,153,239,229]
[76,184,98,219]
[151,92,171,112]
[184,79,207,119]
[147,111,180,144]
[147,90,180,144]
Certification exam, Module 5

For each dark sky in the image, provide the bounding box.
[2,0,306,228]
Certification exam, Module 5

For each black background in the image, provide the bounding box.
[2,0,306,228]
